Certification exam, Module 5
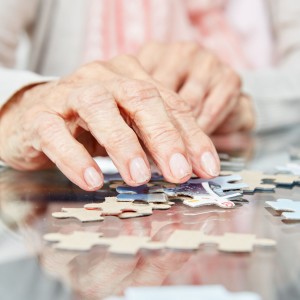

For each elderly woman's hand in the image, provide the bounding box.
[0,55,220,191]
[138,42,255,135]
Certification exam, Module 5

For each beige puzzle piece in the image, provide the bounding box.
[84,197,172,218]
[221,170,276,193]
[44,231,164,254]
[222,170,300,193]
[52,208,104,222]
[165,230,276,252]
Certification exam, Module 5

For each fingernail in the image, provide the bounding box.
[169,153,191,180]
[130,157,150,184]
[201,151,220,177]
[84,167,102,188]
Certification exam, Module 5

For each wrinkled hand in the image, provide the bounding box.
[138,42,255,134]
[0,55,220,191]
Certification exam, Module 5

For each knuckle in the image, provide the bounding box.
[110,54,139,66]
[74,86,114,117]
[147,122,181,146]
[164,92,193,114]
[104,128,136,149]
[173,41,199,57]
[120,79,160,104]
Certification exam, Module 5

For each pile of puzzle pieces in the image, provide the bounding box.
[51,168,300,223]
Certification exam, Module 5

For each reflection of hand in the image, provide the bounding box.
[0,55,219,191]
[138,42,255,135]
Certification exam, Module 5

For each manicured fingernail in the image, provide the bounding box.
[169,153,191,180]
[84,167,102,188]
[130,157,150,184]
[201,151,220,177]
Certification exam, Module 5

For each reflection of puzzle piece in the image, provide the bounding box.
[189,175,248,191]
[124,285,261,300]
[84,197,171,219]
[52,208,104,222]
[44,231,164,254]
[166,230,276,253]
[266,198,300,220]
[182,196,235,209]
[45,230,276,254]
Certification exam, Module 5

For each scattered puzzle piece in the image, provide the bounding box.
[163,181,236,208]
[266,198,300,220]
[44,231,104,251]
[52,208,104,222]
[220,170,276,193]
[165,230,276,252]
[84,197,172,219]
[117,193,168,203]
[44,231,164,254]
[219,153,246,171]
[189,174,248,191]
[276,163,300,176]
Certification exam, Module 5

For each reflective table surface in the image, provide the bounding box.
[1,127,300,300]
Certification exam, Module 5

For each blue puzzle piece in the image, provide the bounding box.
[117,193,168,203]
[188,175,248,191]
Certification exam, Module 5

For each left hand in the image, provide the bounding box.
[137,42,255,135]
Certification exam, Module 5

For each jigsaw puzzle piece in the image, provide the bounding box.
[117,193,168,203]
[84,197,153,217]
[116,184,165,194]
[52,208,104,222]
[188,175,248,191]
[44,231,104,251]
[266,198,300,220]
[104,173,123,183]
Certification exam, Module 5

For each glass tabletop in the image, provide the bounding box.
[1,127,300,300]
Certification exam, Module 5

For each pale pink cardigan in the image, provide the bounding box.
[84,0,273,71]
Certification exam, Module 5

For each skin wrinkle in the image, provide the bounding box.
[0,48,254,190]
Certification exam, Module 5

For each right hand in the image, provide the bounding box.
[0,55,220,191]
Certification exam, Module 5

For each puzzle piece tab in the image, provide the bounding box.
[266,198,300,220]
[52,208,104,222]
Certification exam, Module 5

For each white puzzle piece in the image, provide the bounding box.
[266,198,300,220]
[52,208,104,222]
